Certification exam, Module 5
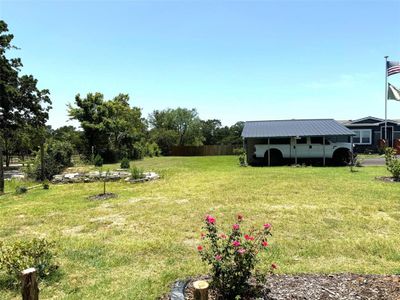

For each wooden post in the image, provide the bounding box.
[294,137,298,165]
[193,280,209,300]
[21,268,39,300]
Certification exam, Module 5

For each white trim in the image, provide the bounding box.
[352,129,372,145]
[380,126,394,144]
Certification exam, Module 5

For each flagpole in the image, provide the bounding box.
[385,56,388,142]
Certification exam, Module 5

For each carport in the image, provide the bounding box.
[242,119,355,166]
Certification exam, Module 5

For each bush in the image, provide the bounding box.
[132,142,145,160]
[238,153,247,167]
[130,166,145,180]
[233,148,245,156]
[384,147,400,179]
[28,140,74,181]
[120,157,130,169]
[43,180,50,190]
[93,154,103,167]
[15,186,28,194]
[197,214,274,298]
[145,142,161,158]
[0,238,57,285]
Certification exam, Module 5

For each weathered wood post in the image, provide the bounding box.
[21,268,39,300]
[193,280,209,300]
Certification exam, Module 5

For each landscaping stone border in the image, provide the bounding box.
[51,171,160,184]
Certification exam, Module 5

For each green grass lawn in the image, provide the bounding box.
[0,156,399,299]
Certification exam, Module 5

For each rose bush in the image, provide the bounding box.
[197,214,274,298]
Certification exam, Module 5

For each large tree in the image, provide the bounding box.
[201,119,222,145]
[149,107,204,154]
[68,93,146,162]
[0,20,51,193]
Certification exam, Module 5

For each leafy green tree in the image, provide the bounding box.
[201,119,222,145]
[0,21,51,192]
[149,107,204,154]
[68,93,146,162]
[52,125,85,154]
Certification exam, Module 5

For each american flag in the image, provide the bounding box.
[387,60,400,76]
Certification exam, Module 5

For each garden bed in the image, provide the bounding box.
[375,176,400,182]
[88,192,118,201]
[51,171,159,184]
[165,274,400,300]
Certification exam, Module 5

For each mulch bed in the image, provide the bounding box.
[165,274,400,300]
[375,176,400,183]
[87,193,118,201]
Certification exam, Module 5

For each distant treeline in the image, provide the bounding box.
[4,94,244,165]
[0,20,243,191]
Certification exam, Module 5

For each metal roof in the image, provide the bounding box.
[242,119,355,138]
[338,116,400,126]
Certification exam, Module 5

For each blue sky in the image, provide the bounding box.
[1,0,400,128]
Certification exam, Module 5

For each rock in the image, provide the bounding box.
[64,173,81,179]
[88,171,100,177]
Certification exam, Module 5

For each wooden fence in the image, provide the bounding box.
[170,145,237,156]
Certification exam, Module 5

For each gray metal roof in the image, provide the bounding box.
[242,119,355,138]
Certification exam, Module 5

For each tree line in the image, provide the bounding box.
[0,20,243,192]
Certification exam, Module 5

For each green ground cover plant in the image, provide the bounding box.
[0,238,57,286]
[0,156,399,299]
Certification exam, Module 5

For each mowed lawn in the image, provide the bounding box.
[0,156,399,299]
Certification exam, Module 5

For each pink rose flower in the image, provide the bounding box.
[232,240,241,247]
[244,234,254,241]
[215,255,222,261]
[262,241,269,247]
[264,223,271,229]
[238,248,246,254]
[232,224,240,230]
[205,215,216,224]
[219,233,227,239]
[197,245,203,251]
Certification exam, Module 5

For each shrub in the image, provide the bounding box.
[0,238,57,285]
[93,154,103,167]
[384,147,400,179]
[130,166,145,180]
[233,148,245,156]
[15,186,28,194]
[29,140,74,180]
[238,153,247,167]
[43,180,50,190]
[120,157,130,169]
[132,142,145,160]
[145,142,161,158]
[197,214,273,298]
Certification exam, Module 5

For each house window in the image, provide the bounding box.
[352,129,372,144]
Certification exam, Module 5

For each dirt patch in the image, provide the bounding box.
[90,214,125,227]
[375,176,400,183]
[162,274,400,300]
[88,193,118,201]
